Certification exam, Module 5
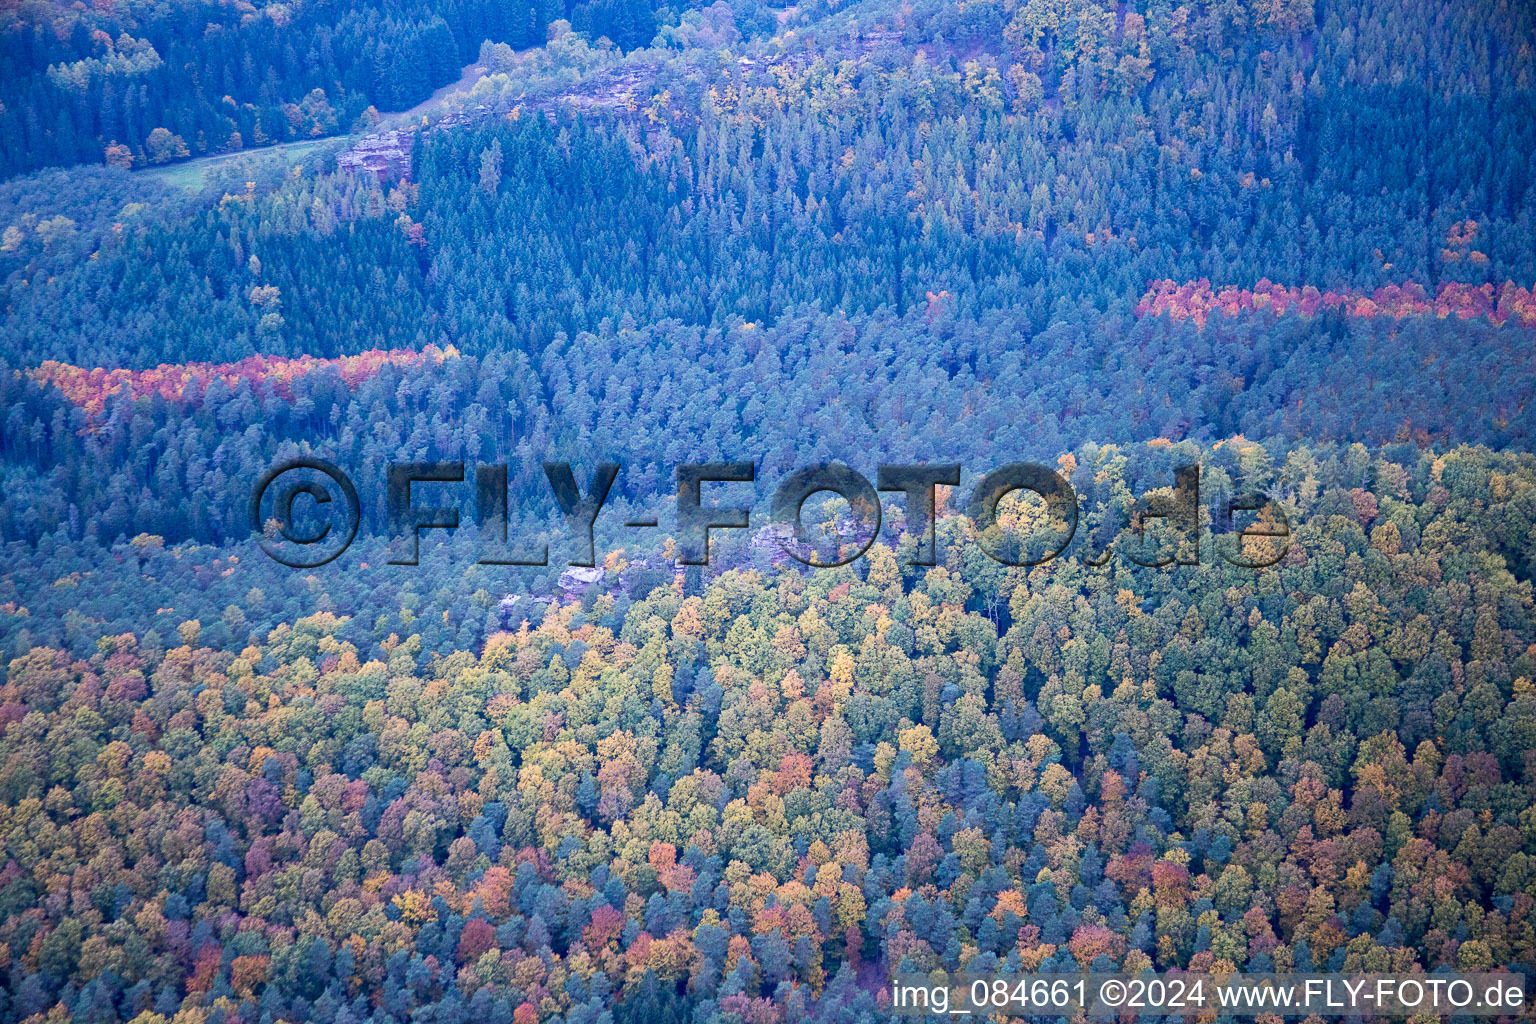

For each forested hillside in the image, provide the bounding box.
[5,445,1536,1024]
[8,4,1536,371]
[1,0,1535,1022]
[0,0,665,177]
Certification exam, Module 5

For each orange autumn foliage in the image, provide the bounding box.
[33,344,458,422]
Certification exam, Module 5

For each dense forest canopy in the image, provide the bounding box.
[1,0,1535,1021]
[5,444,1536,1024]
[0,0,666,177]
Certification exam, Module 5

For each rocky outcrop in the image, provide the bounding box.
[557,566,605,598]
[336,109,485,182]
[335,128,415,181]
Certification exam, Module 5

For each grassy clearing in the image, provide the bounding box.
[132,61,487,193]
[135,137,341,192]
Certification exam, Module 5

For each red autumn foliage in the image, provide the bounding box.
[1105,842,1155,889]
[186,943,222,994]
[925,289,952,321]
[1150,859,1191,904]
[458,918,497,962]
[1136,278,1536,328]
[583,904,625,949]
[1068,923,1126,967]
[32,344,458,422]
[770,752,815,794]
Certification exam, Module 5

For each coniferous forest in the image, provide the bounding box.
[1,0,1536,1021]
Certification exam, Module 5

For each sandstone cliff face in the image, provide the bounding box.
[336,111,481,182]
[335,128,415,181]
[558,565,605,597]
